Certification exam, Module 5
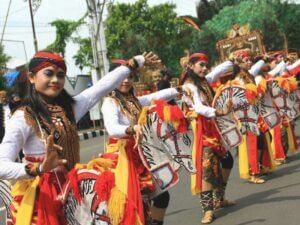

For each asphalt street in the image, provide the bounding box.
[1,121,299,225]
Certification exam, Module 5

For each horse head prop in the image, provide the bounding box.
[268,77,299,120]
[138,100,196,194]
[255,76,281,129]
[213,83,260,149]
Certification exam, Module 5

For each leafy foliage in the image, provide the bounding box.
[0,45,10,76]
[196,0,242,25]
[72,37,93,72]
[190,0,300,63]
[270,0,300,50]
[105,0,193,75]
[0,75,6,90]
[46,15,86,57]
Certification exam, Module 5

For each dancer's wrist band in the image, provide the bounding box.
[125,125,136,135]
[125,58,139,71]
[25,163,43,177]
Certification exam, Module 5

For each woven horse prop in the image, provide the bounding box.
[296,89,300,116]
[0,180,12,225]
[255,76,281,129]
[212,83,261,149]
[268,76,299,120]
[61,100,195,225]
[258,92,281,128]
[137,101,196,195]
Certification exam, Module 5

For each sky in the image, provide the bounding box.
[0,0,199,76]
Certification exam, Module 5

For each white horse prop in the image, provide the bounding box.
[268,77,299,120]
[212,83,261,149]
[0,180,12,225]
[255,76,281,129]
[138,102,196,195]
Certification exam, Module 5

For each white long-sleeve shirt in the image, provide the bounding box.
[286,59,300,71]
[206,61,233,84]
[248,60,265,77]
[269,61,287,76]
[182,83,216,118]
[0,59,144,180]
[181,61,233,118]
[101,88,179,138]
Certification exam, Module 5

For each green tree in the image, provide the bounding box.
[0,45,10,76]
[189,0,298,63]
[105,0,193,75]
[46,15,86,57]
[0,75,6,90]
[270,0,300,51]
[73,37,93,72]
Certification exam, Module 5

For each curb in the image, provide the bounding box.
[78,129,105,141]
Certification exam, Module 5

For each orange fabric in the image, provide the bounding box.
[194,116,203,193]
[151,99,188,133]
[202,118,225,155]
[258,116,269,133]
[290,123,298,150]
[193,116,226,193]
[273,126,286,160]
[246,132,259,175]
[181,16,201,30]
[11,172,67,225]
[122,138,144,225]
[107,137,148,225]
[37,172,67,225]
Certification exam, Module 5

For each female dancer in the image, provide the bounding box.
[0,50,157,225]
[101,62,181,225]
[180,53,234,224]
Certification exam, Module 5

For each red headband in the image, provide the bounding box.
[111,59,126,65]
[28,51,66,73]
[234,49,252,59]
[189,53,209,64]
[272,51,284,58]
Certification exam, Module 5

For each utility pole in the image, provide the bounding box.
[0,0,13,46]
[28,0,38,52]
[86,0,109,79]
[86,0,110,128]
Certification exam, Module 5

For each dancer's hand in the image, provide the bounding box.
[216,100,233,116]
[143,52,161,66]
[133,124,143,149]
[262,53,270,62]
[40,134,67,173]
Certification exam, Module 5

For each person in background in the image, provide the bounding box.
[157,67,177,105]
[0,90,11,143]
[9,93,22,112]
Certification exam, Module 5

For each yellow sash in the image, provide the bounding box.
[11,177,40,225]
[238,135,250,179]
